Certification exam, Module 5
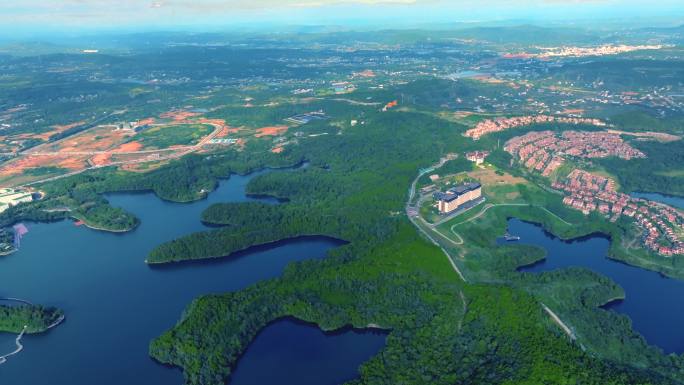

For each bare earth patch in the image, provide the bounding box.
[469,168,528,186]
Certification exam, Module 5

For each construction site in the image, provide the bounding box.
[0,109,297,188]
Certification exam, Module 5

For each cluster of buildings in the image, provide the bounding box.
[553,169,684,256]
[504,45,664,60]
[433,182,483,214]
[284,111,329,125]
[331,81,356,94]
[0,188,33,214]
[504,130,645,177]
[114,121,149,132]
[464,115,607,140]
[466,151,490,165]
[533,44,663,59]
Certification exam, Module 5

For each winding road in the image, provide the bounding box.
[406,155,468,282]
[406,159,578,342]
[0,326,27,365]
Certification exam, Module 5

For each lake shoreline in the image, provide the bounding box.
[146,234,347,265]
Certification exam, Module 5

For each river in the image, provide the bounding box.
[0,169,385,385]
[503,218,684,354]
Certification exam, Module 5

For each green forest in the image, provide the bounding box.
[1,75,683,384]
[0,304,63,334]
[140,109,684,384]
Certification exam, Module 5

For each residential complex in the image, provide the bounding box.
[466,151,490,165]
[464,115,607,140]
[552,170,684,256]
[509,44,664,59]
[434,182,482,214]
[504,130,645,176]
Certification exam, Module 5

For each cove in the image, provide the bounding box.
[0,168,364,385]
[502,218,684,354]
[230,318,387,385]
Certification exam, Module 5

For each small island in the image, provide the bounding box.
[0,304,65,334]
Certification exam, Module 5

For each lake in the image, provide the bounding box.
[0,169,385,385]
[504,218,684,354]
[631,192,684,210]
[230,319,387,385]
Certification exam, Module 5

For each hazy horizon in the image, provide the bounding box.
[2,0,684,38]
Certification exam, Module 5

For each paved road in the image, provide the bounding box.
[406,155,467,282]
[406,159,579,343]
[542,303,576,340]
[431,197,487,227]
[0,326,26,365]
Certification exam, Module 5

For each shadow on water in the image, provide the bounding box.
[149,236,348,271]
[0,165,383,385]
[501,218,684,354]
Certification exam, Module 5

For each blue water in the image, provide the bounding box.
[504,218,684,354]
[0,170,383,385]
[230,319,387,385]
[631,192,684,210]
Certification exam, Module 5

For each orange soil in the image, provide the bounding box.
[255,126,288,138]
[384,100,398,110]
[271,146,284,154]
[112,141,143,152]
[0,154,87,177]
[215,126,230,138]
[35,126,130,154]
[137,118,156,126]
[90,153,112,166]
[89,141,144,167]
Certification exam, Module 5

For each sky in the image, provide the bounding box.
[1,0,683,33]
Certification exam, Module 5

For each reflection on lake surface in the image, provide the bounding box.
[0,169,382,385]
[503,218,684,354]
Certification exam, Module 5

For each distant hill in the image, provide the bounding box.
[446,25,602,46]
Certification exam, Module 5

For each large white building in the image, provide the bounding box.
[434,182,482,214]
[0,188,33,213]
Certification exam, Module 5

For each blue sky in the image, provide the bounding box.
[1,0,683,32]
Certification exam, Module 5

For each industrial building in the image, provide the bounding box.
[433,182,482,214]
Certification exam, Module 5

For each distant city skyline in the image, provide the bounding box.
[1,0,683,35]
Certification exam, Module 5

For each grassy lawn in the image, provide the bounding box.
[134,124,213,149]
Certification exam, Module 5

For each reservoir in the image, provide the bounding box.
[0,169,384,385]
[505,218,684,354]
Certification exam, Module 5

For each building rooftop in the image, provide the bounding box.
[435,182,482,202]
